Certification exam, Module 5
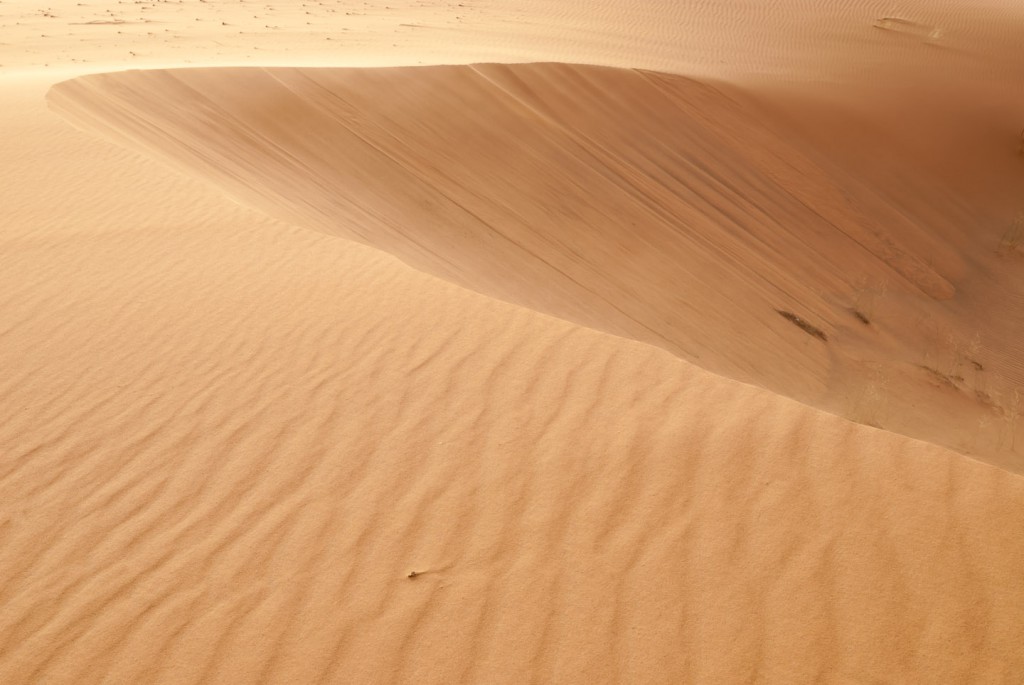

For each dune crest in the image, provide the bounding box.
[6,72,1024,681]
[4,0,1024,681]
[49,63,1024,471]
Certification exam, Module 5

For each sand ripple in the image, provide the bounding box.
[0,74,1022,683]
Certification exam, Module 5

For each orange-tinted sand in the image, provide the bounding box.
[48,61,1024,470]
[3,1,1024,683]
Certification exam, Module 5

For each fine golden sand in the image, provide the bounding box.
[3,0,1024,683]
[49,61,1024,470]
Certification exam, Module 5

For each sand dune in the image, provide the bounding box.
[6,80,1024,681]
[49,62,1024,471]
[3,0,1024,682]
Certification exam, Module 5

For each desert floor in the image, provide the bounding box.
[2,1,1024,683]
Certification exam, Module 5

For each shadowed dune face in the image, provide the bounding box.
[4,75,1024,682]
[48,63,1024,471]
[5,1,1024,682]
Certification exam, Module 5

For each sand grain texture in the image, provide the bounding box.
[48,62,1024,470]
[3,0,1024,682]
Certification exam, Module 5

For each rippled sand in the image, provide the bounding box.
[2,0,1024,682]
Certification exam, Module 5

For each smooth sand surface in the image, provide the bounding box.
[3,0,1024,683]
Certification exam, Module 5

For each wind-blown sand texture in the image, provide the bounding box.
[48,62,1024,470]
[3,0,1024,683]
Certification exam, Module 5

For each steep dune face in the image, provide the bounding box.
[5,0,1024,682]
[5,78,1024,684]
[49,63,1024,470]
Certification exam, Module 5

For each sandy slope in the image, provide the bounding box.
[48,62,1024,471]
[2,0,1024,682]
[5,78,1024,683]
